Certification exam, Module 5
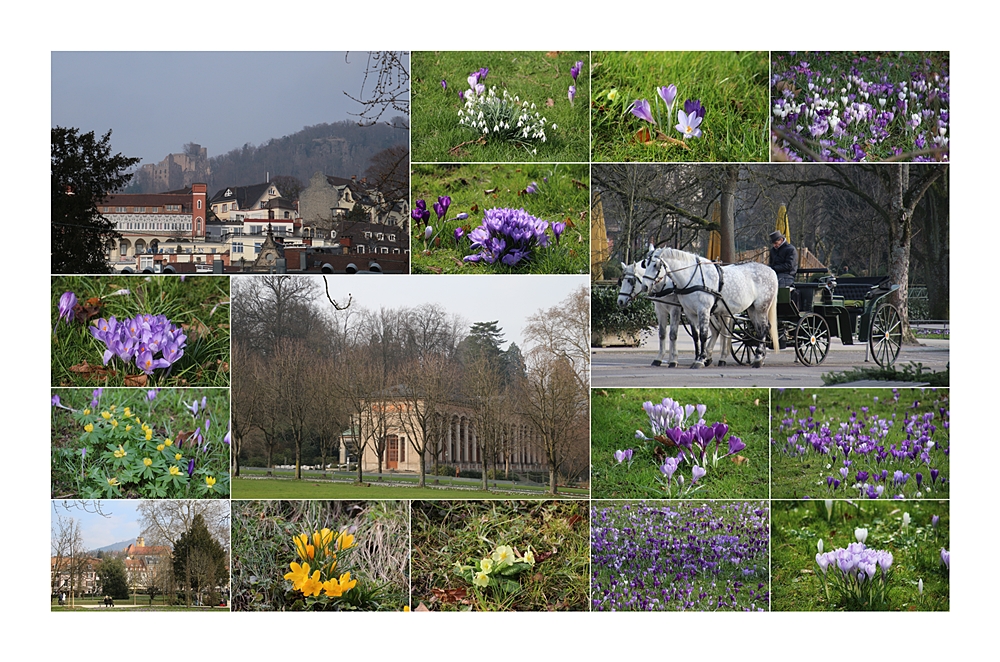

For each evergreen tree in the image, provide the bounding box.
[51,127,140,273]
[97,557,130,600]
[172,514,228,606]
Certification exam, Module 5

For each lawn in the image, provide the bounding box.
[770,51,949,162]
[411,51,590,163]
[231,500,409,611]
[591,51,769,162]
[51,275,230,387]
[231,476,588,499]
[591,388,769,499]
[51,387,230,499]
[771,499,949,611]
[411,500,589,611]
[410,163,589,274]
[771,388,950,499]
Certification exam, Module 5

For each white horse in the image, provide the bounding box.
[641,247,780,369]
[616,258,682,367]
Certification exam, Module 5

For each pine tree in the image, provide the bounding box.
[172,514,228,606]
[97,558,130,600]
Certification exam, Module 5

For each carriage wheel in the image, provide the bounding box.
[729,317,757,366]
[869,303,903,367]
[794,313,830,366]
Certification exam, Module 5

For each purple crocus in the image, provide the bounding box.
[187,458,196,478]
[614,449,633,464]
[683,99,706,119]
[570,61,582,82]
[58,291,77,324]
[568,85,576,105]
[454,227,465,244]
[525,181,539,194]
[940,548,950,570]
[411,199,430,225]
[51,395,61,407]
[727,436,746,454]
[931,515,940,528]
[433,195,451,220]
[223,424,231,446]
[630,99,655,123]
[658,84,677,109]
[424,225,434,241]
[552,222,566,245]
[660,457,679,480]
[441,79,447,91]
[692,465,707,484]
[676,110,703,139]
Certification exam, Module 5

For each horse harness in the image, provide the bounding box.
[653,258,726,315]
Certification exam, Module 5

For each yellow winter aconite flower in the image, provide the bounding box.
[164,439,173,447]
[175,453,183,461]
[403,605,410,612]
[101,411,111,420]
[205,476,216,489]
[107,477,119,486]
[125,425,132,432]
[123,407,131,417]
[169,466,181,476]
[83,408,91,416]
[84,423,94,433]
[299,570,324,597]
[143,457,152,467]
[110,419,118,428]
[473,571,490,587]
[110,405,116,412]
[145,429,153,441]
[284,562,312,590]
[113,445,127,458]
[157,444,165,451]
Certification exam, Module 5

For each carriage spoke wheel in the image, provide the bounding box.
[729,317,757,366]
[794,313,830,366]
[869,303,903,367]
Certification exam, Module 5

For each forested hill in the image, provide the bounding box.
[127,119,407,194]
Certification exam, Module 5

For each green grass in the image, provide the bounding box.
[51,275,230,387]
[51,387,230,499]
[411,500,589,611]
[231,500,409,611]
[771,388,950,499]
[412,51,590,163]
[410,163,589,274]
[591,51,769,162]
[591,388,770,499]
[51,596,227,611]
[771,500,949,611]
[231,476,587,499]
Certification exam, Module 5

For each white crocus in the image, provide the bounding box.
[855,527,868,544]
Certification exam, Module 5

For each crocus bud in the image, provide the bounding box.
[855,527,868,544]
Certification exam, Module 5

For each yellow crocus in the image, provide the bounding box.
[299,570,324,597]
[169,466,181,476]
[143,457,152,467]
[284,562,311,590]
[336,530,355,551]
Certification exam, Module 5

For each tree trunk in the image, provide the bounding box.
[888,165,914,343]
[720,165,738,263]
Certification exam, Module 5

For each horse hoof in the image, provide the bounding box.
[751,360,762,368]
[704,358,713,367]
[690,362,704,370]
[667,362,677,368]
[718,360,726,367]
[651,360,662,367]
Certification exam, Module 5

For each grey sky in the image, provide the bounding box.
[51,501,141,551]
[51,52,388,166]
[306,274,587,350]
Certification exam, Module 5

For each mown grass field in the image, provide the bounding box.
[231,477,588,500]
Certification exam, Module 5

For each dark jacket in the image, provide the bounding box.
[770,241,798,287]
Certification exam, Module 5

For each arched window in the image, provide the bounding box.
[197,199,202,209]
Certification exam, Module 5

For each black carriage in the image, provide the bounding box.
[730,269,904,367]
